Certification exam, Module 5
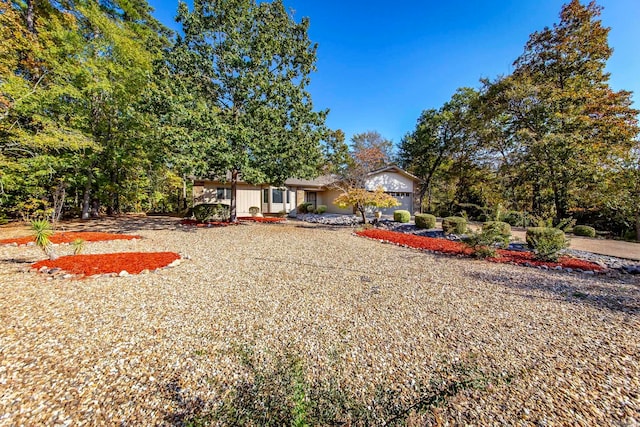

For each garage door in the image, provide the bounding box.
[379,192,412,215]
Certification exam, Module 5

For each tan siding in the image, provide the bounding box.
[235,185,261,216]
[321,189,353,214]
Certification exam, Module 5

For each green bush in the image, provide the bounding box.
[483,221,511,239]
[192,203,230,222]
[415,213,436,229]
[442,216,467,234]
[248,206,260,216]
[463,227,510,258]
[393,210,411,223]
[315,205,327,214]
[500,210,530,227]
[572,225,596,238]
[297,203,308,214]
[526,227,568,261]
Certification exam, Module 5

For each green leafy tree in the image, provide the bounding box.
[0,0,171,219]
[171,0,328,221]
[498,0,639,221]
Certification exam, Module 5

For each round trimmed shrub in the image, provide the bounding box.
[526,227,568,261]
[442,216,467,234]
[415,213,436,229]
[393,210,411,223]
[316,204,327,214]
[483,221,511,239]
[573,225,596,238]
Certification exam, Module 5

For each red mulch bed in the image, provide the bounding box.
[180,219,236,227]
[32,252,180,276]
[356,229,604,272]
[180,217,285,226]
[238,216,286,223]
[0,231,140,246]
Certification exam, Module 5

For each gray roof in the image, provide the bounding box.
[284,174,338,188]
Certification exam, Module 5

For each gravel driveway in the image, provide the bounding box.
[1,218,639,425]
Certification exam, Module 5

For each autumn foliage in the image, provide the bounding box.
[334,187,400,224]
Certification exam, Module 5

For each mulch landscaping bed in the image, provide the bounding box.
[180,217,286,226]
[356,228,604,272]
[0,231,140,246]
[238,216,286,223]
[32,252,181,276]
[180,219,237,227]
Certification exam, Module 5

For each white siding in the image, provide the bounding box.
[365,172,414,192]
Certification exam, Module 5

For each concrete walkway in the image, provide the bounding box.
[510,229,640,261]
[459,221,640,261]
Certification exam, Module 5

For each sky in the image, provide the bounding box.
[147,0,640,146]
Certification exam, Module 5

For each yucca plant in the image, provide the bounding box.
[72,238,86,255]
[31,219,57,260]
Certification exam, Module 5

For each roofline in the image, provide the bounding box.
[366,165,422,182]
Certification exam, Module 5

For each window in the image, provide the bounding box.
[286,190,290,204]
[263,188,269,203]
[272,188,284,203]
[216,188,231,200]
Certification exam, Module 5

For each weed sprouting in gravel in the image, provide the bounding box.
[185,345,510,426]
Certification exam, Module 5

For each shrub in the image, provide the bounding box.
[315,205,327,214]
[192,203,230,222]
[393,210,411,223]
[572,225,596,238]
[526,227,568,261]
[442,216,467,234]
[72,238,86,255]
[482,221,511,240]
[500,210,530,227]
[463,226,510,258]
[248,206,260,216]
[31,219,57,260]
[415,213,436,229]
[298,202,315,214]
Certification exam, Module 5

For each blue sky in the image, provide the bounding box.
[147,0,640,146]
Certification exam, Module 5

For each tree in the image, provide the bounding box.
[171,0,328,221]
[502,0,639,220]
[320,129,351,176]
[350,131,394,177]
[399,88,485,213]
[333,187,400,224]
[0,0,171,220]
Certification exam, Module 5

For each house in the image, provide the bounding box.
[192,165,421,216]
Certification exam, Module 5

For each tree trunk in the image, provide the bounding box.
[635,210,640,242]
[358,205,367,224]
[230,169,238,222]
[81,174,92,220]
[26,0,36,34]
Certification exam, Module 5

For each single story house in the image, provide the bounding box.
[192,165,421,216]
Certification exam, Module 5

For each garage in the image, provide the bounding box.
[379,192,413,215]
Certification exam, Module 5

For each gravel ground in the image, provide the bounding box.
[1,218,639,425]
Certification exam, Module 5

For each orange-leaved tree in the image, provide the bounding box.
[334,187,400,224]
